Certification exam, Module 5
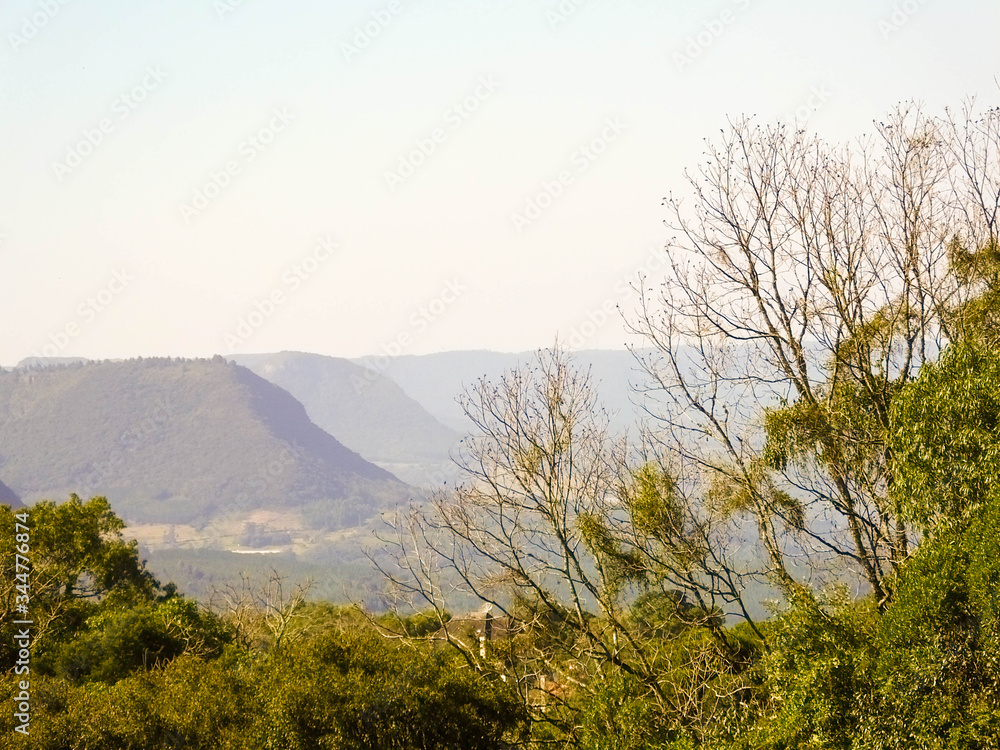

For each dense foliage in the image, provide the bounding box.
[0,497,527,748]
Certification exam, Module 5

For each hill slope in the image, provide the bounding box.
[230,352,462,487]
[0,358,410,528]
[0,479,19,507]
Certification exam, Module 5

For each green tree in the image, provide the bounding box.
[249,628,527,749]
[629,101,1000,612]
[889,342,1000,529]
[855,341,1000,748]
[738,592,877,750]
[0,495,159,671]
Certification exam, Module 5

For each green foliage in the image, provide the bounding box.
[889,342,1000,528]
[578,669,684,750]
[52,604,188,682]
[252,629,527,749]
[857,503,1000,749]
[628,463,683,537]
[0,655,258,750]
[622,463,710,571]
[0,604,526,750]
[629,590,705,636]
[762,376,892,489]
[948,237,1000,344]
[739,592,877,750]
[856,339,1000,748]
[578,511,647,602]
[0,495,159,672]
[376,608,451,638]
[9,494,156,599]
[46,595,231,683]
[762,400,834,472]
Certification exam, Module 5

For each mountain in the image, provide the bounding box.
[0,357,411,528]
[0,478,19,507]
[353,349,652,436]
[230,352,462,487]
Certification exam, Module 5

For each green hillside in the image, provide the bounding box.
[0,357,411,528]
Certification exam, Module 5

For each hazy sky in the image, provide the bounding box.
[1,0,997,365]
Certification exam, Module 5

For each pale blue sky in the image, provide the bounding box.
[1,0,997,365]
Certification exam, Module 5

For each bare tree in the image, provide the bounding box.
[210,568,312,652]
[628,100,1000,608]
[373,348,755,742]
[372,100,999,745]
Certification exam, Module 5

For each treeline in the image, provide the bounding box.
[0,496,526,748]
[369,100,1000,748]
[361,339,1000,750]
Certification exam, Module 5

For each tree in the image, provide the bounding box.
[627,101,1000,611]
[856,340,1000,748]
[375,348,754,745]
[889,341,1000,529]
[209,569,312,653]
[0,494,159,670]
[371,100,1000,747]
[252,628,527,750]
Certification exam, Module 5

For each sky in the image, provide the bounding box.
[0,0,997,366]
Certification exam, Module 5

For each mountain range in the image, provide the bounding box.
[352,349,652,435]
[229,352,462,487]
[0,349,654,603]
[0,357,411,529]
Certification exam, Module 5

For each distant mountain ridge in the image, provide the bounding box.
[353,349,651,436]
[0,357,410,528]
[230,352,462,487]
[15,356,91,369]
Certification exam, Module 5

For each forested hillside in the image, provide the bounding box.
[0,357,410,528]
